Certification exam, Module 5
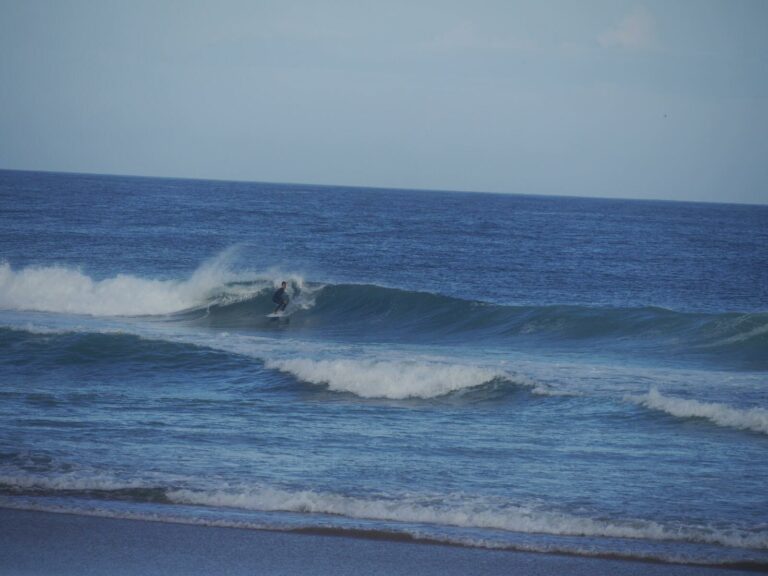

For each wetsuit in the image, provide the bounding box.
[272,287,288,312]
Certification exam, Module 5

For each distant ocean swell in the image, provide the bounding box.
[1,259,766,367]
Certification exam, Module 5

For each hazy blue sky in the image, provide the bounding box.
[1,1,767,203]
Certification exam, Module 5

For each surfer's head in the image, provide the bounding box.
[281,281,287,288]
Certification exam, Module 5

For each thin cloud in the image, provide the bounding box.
[421,19,535,55]
[599,6,658,50]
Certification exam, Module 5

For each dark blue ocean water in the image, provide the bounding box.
[1,170,767,566]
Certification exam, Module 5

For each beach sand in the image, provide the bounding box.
[0,508,760,576]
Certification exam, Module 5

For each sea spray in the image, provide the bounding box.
[0,259,234,316]
[0,250,314,317]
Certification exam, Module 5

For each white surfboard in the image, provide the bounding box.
[266,312,289,320]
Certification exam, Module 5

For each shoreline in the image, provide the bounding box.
[1,507,763,576]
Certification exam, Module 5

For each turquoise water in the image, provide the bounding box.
[1,170,767,566]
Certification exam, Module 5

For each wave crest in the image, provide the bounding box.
[630,388,768,435]
[2,254,765,368]
[264,357,515,399]
[0,253,244,316]
[0,250,308,317]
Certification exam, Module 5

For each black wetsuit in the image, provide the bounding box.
[272,287,288,311]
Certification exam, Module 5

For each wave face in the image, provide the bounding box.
[295,284,768,361]
[188,284,768,371]
[2,259,765,369]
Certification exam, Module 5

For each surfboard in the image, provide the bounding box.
[266,312,289,321]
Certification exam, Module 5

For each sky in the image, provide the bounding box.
[1,0,767,203]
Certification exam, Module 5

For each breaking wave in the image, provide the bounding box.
[1,254,766,368]
[264,358,525,399]
[0,251,245,316]
[167,485,768,551]
[0,251,310,317]
[630,388,768,436]
[2,474,766,553]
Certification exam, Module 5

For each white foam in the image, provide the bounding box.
[0,472,150,492]
[0,260,224,316]
[0,250,310,317]
[167,485,768,550]
[264,357,507,399]
[630,388,768,435]
[3,472,766,553]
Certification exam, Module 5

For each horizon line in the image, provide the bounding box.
[1,166,765,208]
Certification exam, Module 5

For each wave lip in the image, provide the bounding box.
[0,251,322,322]
[0,257,236,316]
[629,388,768,435]
[264,357,516,399]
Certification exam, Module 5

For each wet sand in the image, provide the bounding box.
[0,508,760,576]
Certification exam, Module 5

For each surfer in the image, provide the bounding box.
[272,281,289,314]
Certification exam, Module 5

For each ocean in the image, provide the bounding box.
[1,169,767,568]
